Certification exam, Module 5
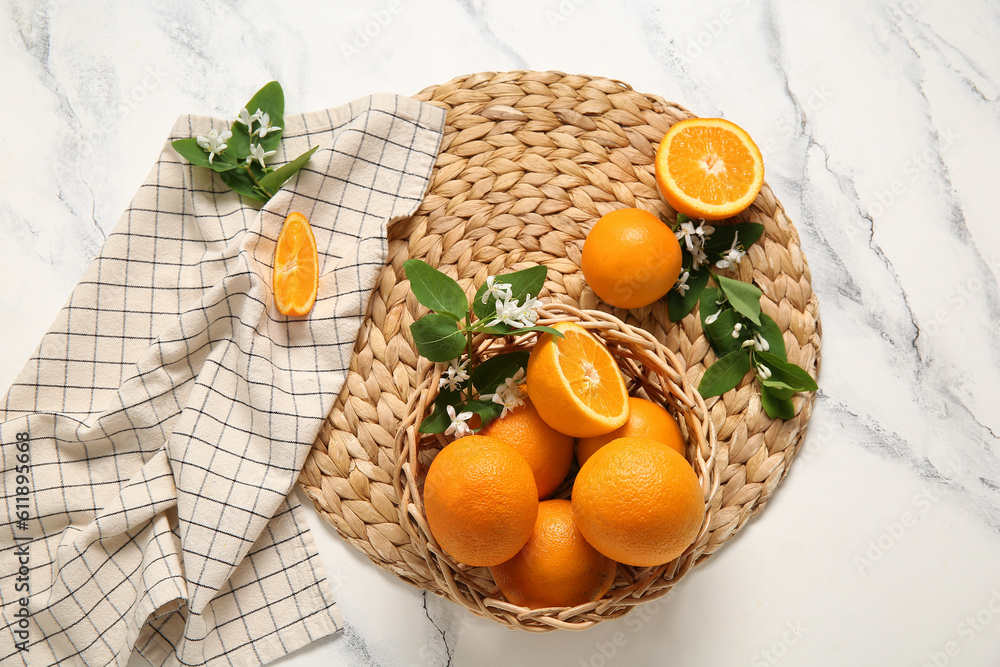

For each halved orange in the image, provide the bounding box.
[654,117,764,221]
[525,322,629,438]
[273,211,318,316]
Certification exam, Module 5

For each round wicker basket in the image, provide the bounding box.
[297,70,822,631]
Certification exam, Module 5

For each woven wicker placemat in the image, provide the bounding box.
[298,70,821,628]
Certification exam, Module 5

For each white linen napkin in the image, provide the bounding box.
[0,93,445,666]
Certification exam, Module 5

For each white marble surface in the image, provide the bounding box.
[2,0,999,665]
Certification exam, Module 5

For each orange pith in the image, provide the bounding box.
[526,322,629,438]
[273,211,319,316]
[655,118,764,221]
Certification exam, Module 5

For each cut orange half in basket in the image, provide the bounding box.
[654,117,764,221]
[273,211,318,316]
[526,321,629,438]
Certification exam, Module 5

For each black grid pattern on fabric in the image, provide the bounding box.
[0,93,444,666]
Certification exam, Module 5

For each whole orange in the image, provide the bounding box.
[491,499,617,609]
[480,397,576,499]
[423,435,539,567]
[577,397,686,466]
[580,208,682,309]
[572,436,704,567]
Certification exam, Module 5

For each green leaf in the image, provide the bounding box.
[172,138,240,173]
[699,288,745,357]
[470,352,529,395]
[409,313,467,362]
[258,145,320,195]
[464,399,504,430]
[479,324,562,337]
[472,265,547,321]
[760,384,795,419]
[698,349,751,398]
[760,377,795,401]
[703,222,764,258]
[667,266,710,322]
[756,314,786,358]
[404,260,469,321]
[418,389,461,434]
[755,350,818,392]
[717,275,762,325]
[229,81,285,158]
[220,169,268,202]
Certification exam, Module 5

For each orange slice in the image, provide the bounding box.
[654,117,764,221]
[272,211,318,316]
[525,322,629,438]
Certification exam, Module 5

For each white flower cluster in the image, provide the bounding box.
[195,129,231,165]
[481,276,542,329]
[675,218,715,269]
[715,231,747,270]
[196,107,284,170]
[674,218,747,272]
[444,404,475,438]
[236,107,280,168]
[481,368,526,419]
[438,359,470,391]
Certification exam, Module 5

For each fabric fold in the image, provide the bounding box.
[0,93,445,666]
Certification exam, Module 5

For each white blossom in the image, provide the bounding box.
[195,129,232,165]
[438,359,470,391]
[704,308,722,325]
[255,112,281,138]
[731,322,743,338]
[487,294,540,329]
[674,270,691,296]
[675,219,715,269]
[444,404,475,438]
[756,364,772,380]
[481,276,513,305]
[512,294,541,328]
[235,107,262,128]
[246,143,276,169]
[715,231,746,269]
[481,368,526,419]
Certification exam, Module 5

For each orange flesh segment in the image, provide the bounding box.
[668,126,757,205]
[273,212,318,316]
[557,330,622,418]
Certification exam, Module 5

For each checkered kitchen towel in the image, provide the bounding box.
[0,94,445,666]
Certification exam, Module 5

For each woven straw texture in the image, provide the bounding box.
[298,70,822,630]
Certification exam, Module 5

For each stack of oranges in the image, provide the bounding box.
[422,322,705,609]
[423,116,764,610]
